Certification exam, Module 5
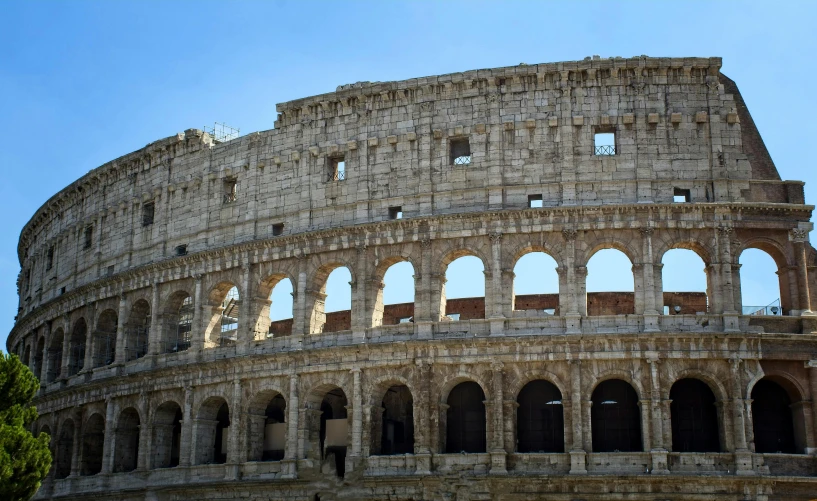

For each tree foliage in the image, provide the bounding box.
[0,353,52,501]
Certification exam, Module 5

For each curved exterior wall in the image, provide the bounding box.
[8,56,817,501]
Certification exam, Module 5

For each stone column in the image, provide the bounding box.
[350,368,363,457]
[101,397,115,474]
[646,357,668,473]
[137,391,150,470]
[489,362,507,474]
[285,372,299,461]
[40,321,51,383]
[82,304,96,371]
[641,229,660,331]
[148,283,161,355]
[718,227,740,331]
[415,239,434,339]
[239,263,253,348]
[563,230,582,333]
[414,360,432,475]
[292,255,308,338]
[351,245,367,343]
[179,386,194,467]
[228,378,242,465]
[806,360,817,454]
[191,275,204,351]
[114,294,127,364]
[792,229,814,314]
[569,360,586,473]
[730,357,754,475]
[59,317,71,380]
[70,407,82,477]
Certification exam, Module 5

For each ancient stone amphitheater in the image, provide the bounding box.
[8,56,817,501]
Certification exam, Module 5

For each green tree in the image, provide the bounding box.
[0,353,52,501]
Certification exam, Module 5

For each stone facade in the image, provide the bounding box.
[7,56,817,500]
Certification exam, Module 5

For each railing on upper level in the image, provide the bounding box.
[594,145,616,156]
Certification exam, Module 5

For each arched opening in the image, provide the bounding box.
[740,248,785,315]
[377,385,414,455]
[93,309,118,368]
[311,266,352,334]
[67,319,87,376]
[312,387,348,477]
[23,344,31,368]
[669,378,720,452]
[377,261,416,326]
[163,292,193,353]
[55,419,74,479]
[125,299,150,361]
[80,413,105,476]
[267,277,294,338]
[512,252,560,314]
[443,255,485,321]
[113,407,140,473]
[591,379,642,452]
[751,379,798,453]
[445,381,486,453]
[195,398,230,465]
[205,283,240,347]
[586,249,635,315]
[33,336,44,380]
[661,249,709,314]
[247,392,287,461]
[47,329,64,383]
[516,380,564,453]
[152,401,182,469]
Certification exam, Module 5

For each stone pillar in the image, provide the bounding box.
[563,230,582,333]
[646,356,669,472]
[70,407,82,477]
[569,360,586,473]
[806,360,817,454]
[730,357,754,475]
[82,304,96,372]
[137,391,150,470]
[718,227,740,331]
[415,239,434,339]
[40,321,51,383]
[641,229,660,331]
[285,372,299,461]
[413,360,432,473]
[228,378,242,465]
[239,263,253,347]
[488,232,504,319]
[351,245,367,343]
[59,317,71,380]
[350,368,363,456]
[114,295,127,364]
[191,275,204,351]
[148,283,161,355]
[101,397,115,474]
[179,386,194,467]
[792,229,814,314]
[292,255,308,337]
[489,362,507,474]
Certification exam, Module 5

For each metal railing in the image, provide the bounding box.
[328,170,346,181]
[223,192,237,204]
[453,155,471,165]
[742,299,782,316]
[594,145,616,156]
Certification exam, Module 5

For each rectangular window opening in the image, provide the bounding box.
[594,131,616,156]
[272,223,284,236]
[142,202,155,227]
[83,226,93,250]
[59,286,66,295]
[450,138,471,165]
[528,194,543,208]
[223,178,238,204]
[46,246,54,271]
[673,188,691,203]
[329,157,346,181]
[175,244,188,257]
[388,206,403,220]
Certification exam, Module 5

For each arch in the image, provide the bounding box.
[23,344,31,368]
[751,378,800,453]
[163,291,193,353]
[374,258,416,326]
[113,407,140,473]
[585,248,635,315]
[151,401,182,469]
[376,385,414,455]
[67,318,87,376]
[661,248,709,314]
[55,418,75,479]
[442,253,486,321]
[445,381,486,453]
[512,250,560,314]
[125,299,150,361]
[309,384,349,477]
[80,413,105,476]
[669,378,720,452]
[739,246,786,315]
[310,263,353,334]
[194,396,230,465]
[516,380,564,453]
[260,273,295,339]
[93,309,118,368]
[204,282,240,348]
[246,390,287,462]
[47,328,64,383]
[591,379,642,452]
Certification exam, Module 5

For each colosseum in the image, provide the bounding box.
[7,55,817,501]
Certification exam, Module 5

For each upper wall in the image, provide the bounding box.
[14,56,804,314]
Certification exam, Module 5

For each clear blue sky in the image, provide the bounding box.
[2,1,815,349]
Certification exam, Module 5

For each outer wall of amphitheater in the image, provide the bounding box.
[8,56,817,500]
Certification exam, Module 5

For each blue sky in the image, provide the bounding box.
[2,1,815,348]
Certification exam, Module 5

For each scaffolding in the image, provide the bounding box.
[203,122,240,143]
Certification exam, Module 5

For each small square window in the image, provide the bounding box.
[175,244,188,256]
[594,131,616,156]
[673,188,691,203]
[388,206,403,220]
[328,157,346,181]
[223,178,237,203]
[528,194,543,208]
[83,226,93,250]
[106,265,115,277]
[142,202,155,227]
[59,286,66,295]
[450,138,471,165]
[272,223,284,236]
